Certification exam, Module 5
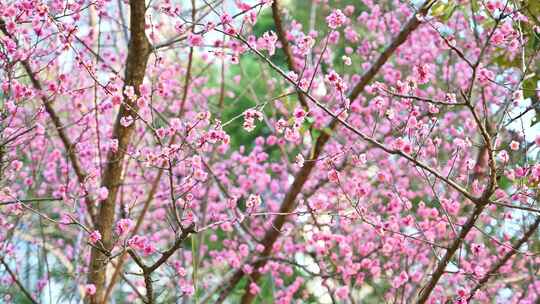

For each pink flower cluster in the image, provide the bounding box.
[326,9,348,29]
[243,109,264,132]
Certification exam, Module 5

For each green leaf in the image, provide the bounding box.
[431,3,457,21]
[256,274,275,303]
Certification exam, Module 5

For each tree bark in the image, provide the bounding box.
[87,0,151,302]
[271,0,309,110]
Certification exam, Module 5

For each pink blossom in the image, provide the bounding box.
[136,97,148,108]
[296,35,315,56]
[392,271,409,288]
[220,13,232,25]
[328,170,340,183]
[325,70,347,93]
[246,194,261,209]
[275,119,288,133]
[194,169,208,181]
[143,243,156,256]
[258,31,278,56]
[181,283,195,296]
[243,109,264,132]
[120,115,134,127]
[509,140,520,151]
[293,106,307,123]
[295,154,304,168]
[531,164,540,179]
[249,282,260,295]
[115,219,134,236]
[109,139,119,152]
[97,187,109,201]
[124,86,136,100]
[85,284,96,296]
[326,9,348,29]
[128,235,147,250]
[11,160,23,171]
[88,230,102,245]
[335,286,349,300]
[188,33,203,46]
[414,64,430,84]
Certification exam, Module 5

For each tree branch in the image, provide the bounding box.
[125,225,195,304]
[416,202,485,303]
[466,216,540,302]
[271,0,309,110]
[87,0,152,302]
[215,2,437,303]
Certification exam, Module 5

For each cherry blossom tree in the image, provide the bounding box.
[1,0,540,303]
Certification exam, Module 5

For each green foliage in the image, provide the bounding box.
[290,0,367,27]
[11,292,35,304]
[252,10,287,67]
[523,2,540,125]
[219,56,271,151]
[254,274,276,303]
[487,0,540,125]
[252,9,276,37]
[430,2,458,21]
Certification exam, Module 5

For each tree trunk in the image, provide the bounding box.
[87,0,151,302]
